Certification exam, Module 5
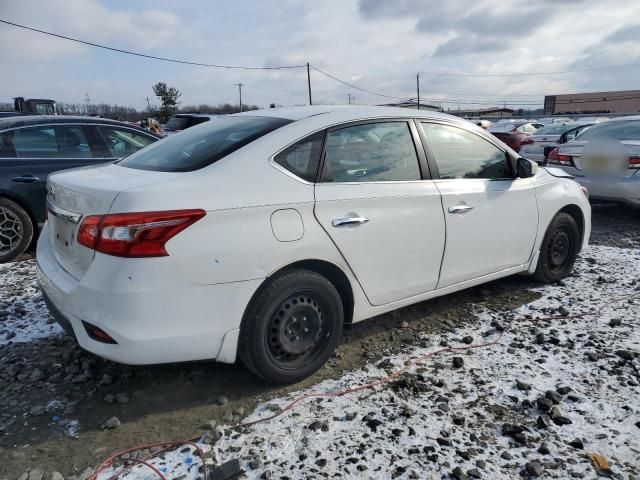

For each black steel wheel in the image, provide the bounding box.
[240,269,344,384]
[0,198,33,263]
[535,212,580,283]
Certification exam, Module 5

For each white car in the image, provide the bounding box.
[37,106,591,383]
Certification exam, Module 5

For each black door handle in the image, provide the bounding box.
[11,175,40,183]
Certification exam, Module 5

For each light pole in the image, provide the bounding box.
[235,83,244,112]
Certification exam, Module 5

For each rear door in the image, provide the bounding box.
[0,124,101,223]
[313,120,446,306]
[417,121,538,288]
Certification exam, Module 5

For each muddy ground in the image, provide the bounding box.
[0,202,637,478]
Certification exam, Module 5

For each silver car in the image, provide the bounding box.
[548,116,640,207]
[520,122,593,164]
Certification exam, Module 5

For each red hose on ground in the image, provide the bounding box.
[90,289,640,479]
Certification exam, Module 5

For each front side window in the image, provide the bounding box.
[95,126,155,158]
[274,131,324,182]
[119,116,292,172]
[0,125,93,159]
[322,122,421,182]
[421,122,511,180]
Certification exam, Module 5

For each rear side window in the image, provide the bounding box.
[119,116,292,172]
[274,131,324,182]
[95,126,156,158]
[0,125,93,159]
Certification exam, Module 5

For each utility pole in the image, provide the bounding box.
[416,74,420,110]
[145,96,151,111]
[348,93,352,105]
[306,62,312,105]
[235,83,244,112]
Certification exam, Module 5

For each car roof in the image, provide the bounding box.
[609,115,640,122]
[0,115,153,132]
[232,105,456,122]
[173,113,220,118]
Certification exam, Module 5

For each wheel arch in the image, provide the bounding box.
[241,259,355,330]
[557,204,585,247]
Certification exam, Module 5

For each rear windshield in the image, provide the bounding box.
[119,116,292,172]
[534,123,577,135]
[575,120,640,141]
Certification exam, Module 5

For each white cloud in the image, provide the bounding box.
[1,0,640,110]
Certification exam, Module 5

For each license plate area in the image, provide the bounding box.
[50,213,77,250]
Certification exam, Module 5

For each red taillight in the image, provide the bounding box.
[78,209,206,258]
[547,148,574,166]
[629,156,640,168]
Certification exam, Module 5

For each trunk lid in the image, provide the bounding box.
[558,140,640,175]
[46,163,176,279]
[521,134,561,155]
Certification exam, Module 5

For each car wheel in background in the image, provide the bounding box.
[0,197,33,263]
[534,212,580,283]
[239,269,344,384]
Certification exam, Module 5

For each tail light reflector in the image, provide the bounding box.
[78,209,206,257]
[82,321,117,344]
[629,156,640,169]
[547,148,574,166]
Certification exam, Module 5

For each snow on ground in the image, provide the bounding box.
[0,259,61,345]
[91,245,640,479]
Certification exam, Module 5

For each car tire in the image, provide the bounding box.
[534,212,580,283]
[0,197,33,263]
[239,268,344,384]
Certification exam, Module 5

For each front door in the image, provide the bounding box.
[314,120,446,306]
[417,121,538,288]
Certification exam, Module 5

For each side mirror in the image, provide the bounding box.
[516,157,537,178]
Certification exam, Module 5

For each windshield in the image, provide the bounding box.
[534,124,576,135]
[575,120,640,141]
[119,116,292,172]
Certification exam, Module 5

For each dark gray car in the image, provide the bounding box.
[0,116,158,262]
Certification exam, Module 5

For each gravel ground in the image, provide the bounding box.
[1,204,638,479]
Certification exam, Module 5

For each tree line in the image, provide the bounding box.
[1,81,260,123]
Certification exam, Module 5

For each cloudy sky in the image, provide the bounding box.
[1,0,640,111]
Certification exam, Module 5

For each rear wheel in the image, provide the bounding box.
[534,212,580,283]
[0,198,33,263]
[239,269,344,384]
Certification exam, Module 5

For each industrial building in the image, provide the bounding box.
[544,90,640,115]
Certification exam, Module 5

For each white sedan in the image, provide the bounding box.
[37,106,591,383]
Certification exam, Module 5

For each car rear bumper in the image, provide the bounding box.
[36,222,262,365]
[570,173,640,207]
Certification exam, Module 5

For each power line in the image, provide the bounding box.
[310,65,411,100]
[0,19,305,70]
